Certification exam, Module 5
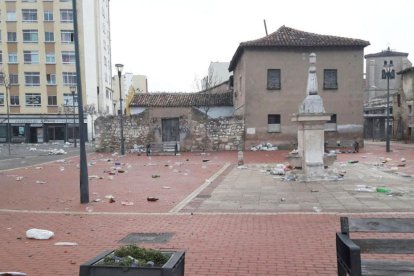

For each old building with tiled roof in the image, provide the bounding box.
[230,25,370,149]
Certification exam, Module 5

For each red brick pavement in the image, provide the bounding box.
[0,212,339,276]
[0,142,414,275]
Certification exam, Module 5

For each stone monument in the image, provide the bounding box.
[291,53,333,181]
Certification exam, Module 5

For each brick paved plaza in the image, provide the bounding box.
[1,141,414,275]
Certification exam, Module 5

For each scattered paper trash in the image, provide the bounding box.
[35,167,43,170]
[15,176,24,181]
[26,228,54,240]
[54,242,78,246]
[48,149,67,155]
[0,272,27,276]
[151,174,160,178]
[355,185,376,192]
[85,206,94,213]
[121,201,134,206]
[312,207,322,213]
[35,180,46,184]
[348,160,359,164]
[59,167,65,172]
[401,158,406,162]
[162,186,171,189]
[88,175,100,179]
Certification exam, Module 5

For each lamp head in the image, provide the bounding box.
[70,86,76,95]
[115,64,124,77]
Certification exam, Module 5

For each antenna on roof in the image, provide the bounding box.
[263,19,268,36]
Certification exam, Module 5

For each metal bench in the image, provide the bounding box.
[147,142,179,156]
[336,217,414,276]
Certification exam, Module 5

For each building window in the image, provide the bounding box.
[8,53,18,64]
[62,72,77,86]
[24,72,40,86]
[61,51,75,63]
[325,114,337,131]
[6,11,17,22]
[63,93,78,106]
[0,93,4,105]
[22,9,37,22]
[60,9,73,22]
[47,95,57,106]
[7,32,17,42]
[23,30,39,43]
[268,114,281,133]
[9,74,18,85]
[60,30,73,43]
[46,73,56,85]
[44,10,53,21]
[46,53,55,64]
[24,51,39,64]
[25,93,41,107]
[397,94,401,107]
[22,0,37,2]
[267,69,281,90]
[10,96,20,106]
[323,69,338,89]
[409,105,412,115]
[45,31,54,42]
[0,51,2,64]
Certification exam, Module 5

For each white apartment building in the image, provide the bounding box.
[0,0,112,143]
[112,73,148,115]
[201,61,231,90]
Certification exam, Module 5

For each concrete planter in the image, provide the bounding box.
[79,250,185,276]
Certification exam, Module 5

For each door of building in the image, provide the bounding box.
[161,118,179,142]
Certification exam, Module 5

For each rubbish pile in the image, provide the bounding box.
[130,144,145,154]
[48,149,67,155]
[251,143,278,151]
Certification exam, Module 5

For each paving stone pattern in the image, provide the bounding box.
[0,141,414,275]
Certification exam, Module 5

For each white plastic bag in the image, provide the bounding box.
[26,228,54,240]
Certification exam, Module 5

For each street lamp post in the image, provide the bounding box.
[70,86,77,148]
[72,0,89,203]
[115,64,125,155]
[383,60,394,153]
[0,73,11,156]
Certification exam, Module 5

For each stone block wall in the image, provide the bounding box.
[94,109,245,152]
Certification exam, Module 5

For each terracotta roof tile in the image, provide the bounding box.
[130,91,233,107]
[365,49,409,58]
[229,25,370,71]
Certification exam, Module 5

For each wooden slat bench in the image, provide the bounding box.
[336,217,414,276]
[147,142,179,156]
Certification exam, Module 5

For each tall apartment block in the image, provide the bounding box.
[0,0,112,144]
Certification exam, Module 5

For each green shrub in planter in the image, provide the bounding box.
[80,245,185,276]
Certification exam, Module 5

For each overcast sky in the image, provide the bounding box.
[110,0,414,92]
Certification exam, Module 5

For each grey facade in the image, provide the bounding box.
[364,48,412,140]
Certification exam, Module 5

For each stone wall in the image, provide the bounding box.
[94,108,244,152]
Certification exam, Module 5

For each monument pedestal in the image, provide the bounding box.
[292,114,331,181]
